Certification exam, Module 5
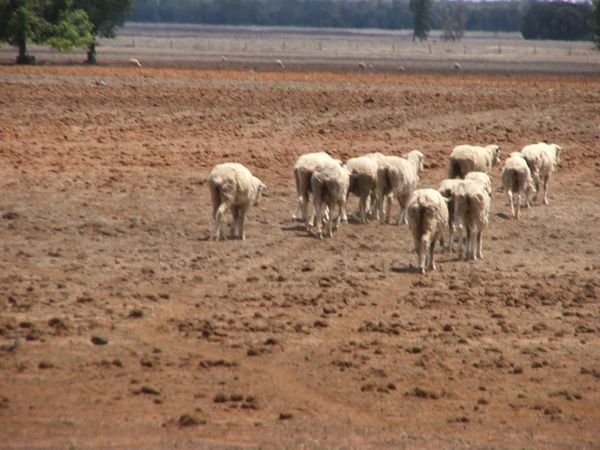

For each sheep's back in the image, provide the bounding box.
[346,156,378,178]
[208,162,254,203]
[450,145,494,173]
[294,152,333,172]
[455,181,490,227]
[407,189,449,236]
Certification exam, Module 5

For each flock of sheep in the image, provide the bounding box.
[207,142,562,273]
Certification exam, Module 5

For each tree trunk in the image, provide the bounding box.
[16,34,35,65]
[86,42,97,64]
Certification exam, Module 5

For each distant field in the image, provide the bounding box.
[1,22,599,73]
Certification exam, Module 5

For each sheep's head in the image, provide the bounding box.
[253,177,267,205]
[406,150,425,172]
[488,144,501,166]
[551,144,563,166]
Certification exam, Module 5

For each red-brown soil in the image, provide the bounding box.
[0,65,599,449]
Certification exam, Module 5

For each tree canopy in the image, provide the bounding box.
[409,0,432,41]
[0,0,94,63]
[128,0,595,42]
[521,1,593,41]
[0,0,133,64]
[72,0,134,63]
[593,0,600,48]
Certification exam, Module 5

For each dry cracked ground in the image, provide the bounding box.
[0,64,599,449]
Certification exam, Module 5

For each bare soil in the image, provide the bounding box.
[0,63,599,449]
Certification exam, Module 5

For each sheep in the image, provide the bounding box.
[464,171,492,197]
[454,180,491,261]
[208,162,267,241]
[129,58,142,68]
[292,152,339,226]
[362,152,388,219]
[345,156,378,223]
[311,160,351,239]
[406,188,449,274]
[501,153,536,219]
[437,178,464,253]
[438,173,494,252]
[448,144,501,179]
[377,150,425,225]
[363,152,387,164]
[275,59,285,69]
[520,142,562,205]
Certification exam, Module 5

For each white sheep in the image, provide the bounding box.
[406,188,449,274]
[292,152,340,226]
[377,150,425,225]
[464,171,492,197]
[208,162,267,241]
[501,153,536,219]
[362,152,388,219]
[454,180,491,261]
[129,58,142,68]
[311,161,351,239]
[437,178,464,253]
[448,144,501,179]
[345,156,378,223]
[520,142,562,205]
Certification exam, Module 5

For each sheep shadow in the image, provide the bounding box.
[391,265,422,274]
[495,212,512,220]
[280,224,307,232]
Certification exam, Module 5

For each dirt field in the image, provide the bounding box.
[0,58,599,449]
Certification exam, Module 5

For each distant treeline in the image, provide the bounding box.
[130,0,593,40]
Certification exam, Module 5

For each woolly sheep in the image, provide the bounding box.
[377,150,425,225]
[406,189,449,274]
[520,142,562,205]
[448,144,501,179]
[454,180,491,261]
[501,153,536,219]
[464,171,492,197]
[363,152,388,219]
[346,156,378,223]
[293,152,340,226]
[437,178,464,253]
[129,58,142,68]
[208,162,267,241]
[311,161,351,239]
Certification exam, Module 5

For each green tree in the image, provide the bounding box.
[72,0,133,64]
[437,1,466,41]
[0,0,93,64]
[593,0,600,49]
[521,1,592,41]
[409,0,432,41]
